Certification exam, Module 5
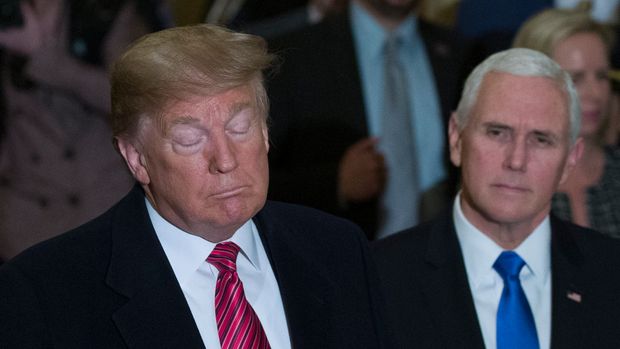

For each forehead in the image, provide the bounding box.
[470,72,570,132]
[158,85,260,125]
[552,32,609,69]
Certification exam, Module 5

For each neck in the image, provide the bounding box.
[144,190,237,243]
[482,226,533,250]
[460,197,547,250]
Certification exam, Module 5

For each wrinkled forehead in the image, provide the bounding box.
[149,84,266,133]
[471,72,571,132]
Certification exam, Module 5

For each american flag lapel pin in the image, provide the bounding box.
[566,290,582,303]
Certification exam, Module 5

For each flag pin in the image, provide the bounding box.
[566,290,582,303]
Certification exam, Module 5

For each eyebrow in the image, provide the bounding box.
[481,122,561,141]
[163,100,256,133]
[162,115,200,136]
[481,121,511,131]
[531,130,560,142]
[170,115,199,125]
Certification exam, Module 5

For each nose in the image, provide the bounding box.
[503,138,527,172]
[208,134,238,174]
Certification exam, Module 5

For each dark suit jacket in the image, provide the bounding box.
[266,12,468,238]
[0,185,387,348]
[371,212,620,348]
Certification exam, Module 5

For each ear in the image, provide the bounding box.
[262,121,269,152]
[559,136,584,185]
[115,136,151,185]
[448,112,463,167]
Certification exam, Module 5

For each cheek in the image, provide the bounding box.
[462,139,493,168]
[530,153,568,189]
[147,150,206,186]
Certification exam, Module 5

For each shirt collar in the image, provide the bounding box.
[350,1,418,59]
[147,198,262,286]
[453,192,551,288]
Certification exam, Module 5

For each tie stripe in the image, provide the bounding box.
[207,242,271,349]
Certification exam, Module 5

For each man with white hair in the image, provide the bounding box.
[373,48,620,349]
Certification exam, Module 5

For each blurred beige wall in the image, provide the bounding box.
[165,0,210,26]
[419,0,460,28]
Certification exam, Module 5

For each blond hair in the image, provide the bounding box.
[110,24,275,138]
[513,5,614,57]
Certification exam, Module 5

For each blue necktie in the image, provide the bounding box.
[494,251,540,349]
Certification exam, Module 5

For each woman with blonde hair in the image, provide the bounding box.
[513,3,620,237]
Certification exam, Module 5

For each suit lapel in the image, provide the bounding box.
[549,216,586,349]
[421,217,486,349]
[105,186,205,349]
[253,204,331,349]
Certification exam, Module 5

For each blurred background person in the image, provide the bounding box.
[514,4,620,238]
[166,0,346,38]
[233,0,349,38]
[0,0,168,261]
[456,0,620,71]
[266,0,468,240]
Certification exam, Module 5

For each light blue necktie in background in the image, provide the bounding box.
[377,33,419,238]
[494,251,540,349]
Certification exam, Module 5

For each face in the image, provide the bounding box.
[552,32,611,139]
[450,72,582,236]
[365,0,419,20]
[118,84,270,241]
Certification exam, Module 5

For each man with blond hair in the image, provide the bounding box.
[0,25,387,349]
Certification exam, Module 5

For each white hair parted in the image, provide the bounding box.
[455,48,581,144]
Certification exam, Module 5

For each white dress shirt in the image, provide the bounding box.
[453,194,551,349]
[147,199,291,349]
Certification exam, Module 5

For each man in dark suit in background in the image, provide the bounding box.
[0,24,387,349]
[267,0,468,239]
[373,48,620,348]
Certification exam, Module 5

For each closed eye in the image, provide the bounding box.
[175,138,202,147]
[169,125,206,154]
[226,109,254,137]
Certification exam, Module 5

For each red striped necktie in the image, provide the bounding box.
[207,242,271,349]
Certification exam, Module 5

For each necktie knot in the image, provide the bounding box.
[384,34,403,59]
[494,251,526,281]
[207,241,241,273]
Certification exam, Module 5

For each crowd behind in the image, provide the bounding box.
[0,0,619,347]
[1,0,619,262]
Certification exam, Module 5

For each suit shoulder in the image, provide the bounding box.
[572,225,620,259]
[552,217,620,278]
[372,219,436,255]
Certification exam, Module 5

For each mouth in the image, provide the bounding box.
[211,186,246,199]
[492,183,528,194]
